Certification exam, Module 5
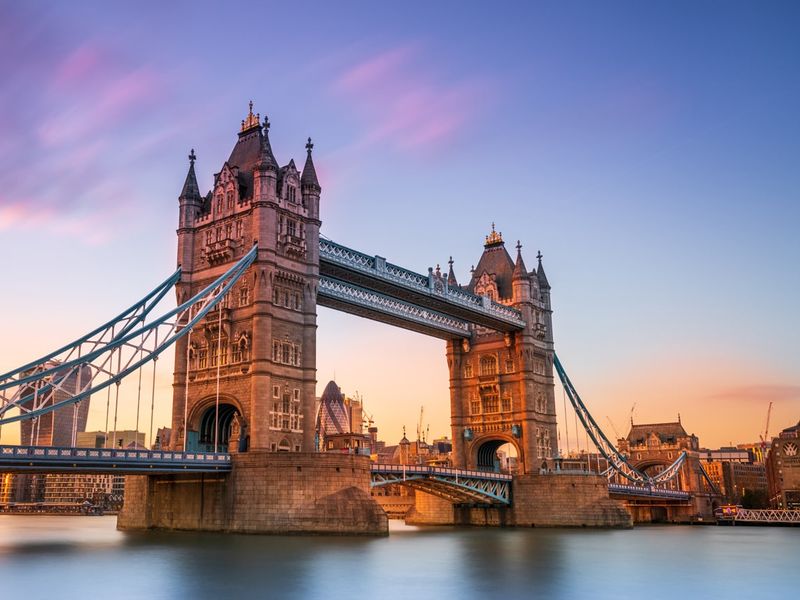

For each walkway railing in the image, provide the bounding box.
[319,239,525,330]
[0,445,231,473]
[371,464,512,505]
[719,508,800,524]
[608,482,691,500]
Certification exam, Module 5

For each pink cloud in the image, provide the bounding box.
[707,385,800,404]
[53,44,106,89]
[331,44,490,152]
[38,67,161,147]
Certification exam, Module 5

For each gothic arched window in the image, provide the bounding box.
[480,355,497,376]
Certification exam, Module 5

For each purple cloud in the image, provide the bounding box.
[330,44,490,152]
[0,6,172,245]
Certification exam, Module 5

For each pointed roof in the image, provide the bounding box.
[257,116,278,171]
[301,137,320,189]
[447,257,458,287]
[467,224,515,299]
[180,149,201,200]
[513,241,527,280]
[627,421,690,445]
[536,250,550,289]
[224,102,272,200]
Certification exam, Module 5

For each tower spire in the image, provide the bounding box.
[301,136,320,189]
[257,115,278,170]
[484,222,503,247]
[513,240,527,279]
[241,100,260,132]
[447,256,458,287]
[536,250,550,289]
[180,149,201,200]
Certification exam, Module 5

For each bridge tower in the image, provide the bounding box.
[172,103,321,453]
[447,226,558,474]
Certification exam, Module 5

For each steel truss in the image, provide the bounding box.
[554,353,686,487]
[725,509,800,524]
[0,444,231,474]
[371,464,511,505]
[318,276,472,338]
[319,238,526,330]
[0,245,258,425]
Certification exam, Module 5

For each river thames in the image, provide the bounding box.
[0,516,796,599]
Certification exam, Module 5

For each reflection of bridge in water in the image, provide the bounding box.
[0,104,715,532]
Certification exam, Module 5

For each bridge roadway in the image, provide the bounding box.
[318,239,526,338]
[0,445,691,504]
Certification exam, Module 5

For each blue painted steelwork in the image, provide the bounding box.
[0,245,258,425]
[608,483,691,501]
[554,353,687,487]
[0,268,181,406]
[319,238,526,332]
[371,464,512,505]
[0,444,231,474]
[318,276,472,339]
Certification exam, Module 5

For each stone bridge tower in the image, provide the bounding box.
[447,226,558,474]
[171,103,321,453]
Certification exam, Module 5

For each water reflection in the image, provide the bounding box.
[0,517,797,599]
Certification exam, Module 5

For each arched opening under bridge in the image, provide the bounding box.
[197,403,240,453]
[475,439,519,473]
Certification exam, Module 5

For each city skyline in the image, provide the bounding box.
[1,1,798,450]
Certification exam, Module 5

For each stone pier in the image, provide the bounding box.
[118,452,388,535]
[406,473,632,528]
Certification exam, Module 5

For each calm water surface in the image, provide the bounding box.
[0,516,797,599]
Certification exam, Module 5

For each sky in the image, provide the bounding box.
[0,1,798,450]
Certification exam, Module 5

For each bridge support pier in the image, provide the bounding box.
[118,453,388,535]
[406,474,632,528]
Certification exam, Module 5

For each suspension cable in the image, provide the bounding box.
[214,299,223,453]
[149,336,158,450]
[135,344,144,440]
[562,386,570,457]
[182,307,193,453]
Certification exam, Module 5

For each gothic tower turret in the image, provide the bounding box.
[171,102,321,454]
[447,225,558,474]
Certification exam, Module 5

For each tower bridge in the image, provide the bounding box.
[0,103,714,533]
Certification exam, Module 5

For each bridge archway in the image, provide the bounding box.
[191,397,245,453]
[473,437,519,473]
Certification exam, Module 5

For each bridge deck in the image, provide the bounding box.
[319,239,526,333]
[608,482,691,501]
[0,445,231,474]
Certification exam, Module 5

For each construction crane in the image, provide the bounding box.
[606,416,621,440]
[759,401,773,454]
[629,402,637,426]
[416,406,425,443]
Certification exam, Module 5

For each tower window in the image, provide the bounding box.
[288,186,297,204]
[479,355,498,376]
[287,219,297,238]
[239,287,250,306]
[464,363,473,378]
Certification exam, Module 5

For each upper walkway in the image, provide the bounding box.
[318,239,526,337]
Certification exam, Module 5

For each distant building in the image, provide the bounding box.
[20,363,92,447]
[698,446,768,507]
[766,421,800,508]
[153,427,173,450]
[619,420,717,498]
[315,381,370,453]
[698,447,749,463]
[8,363,91,503]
